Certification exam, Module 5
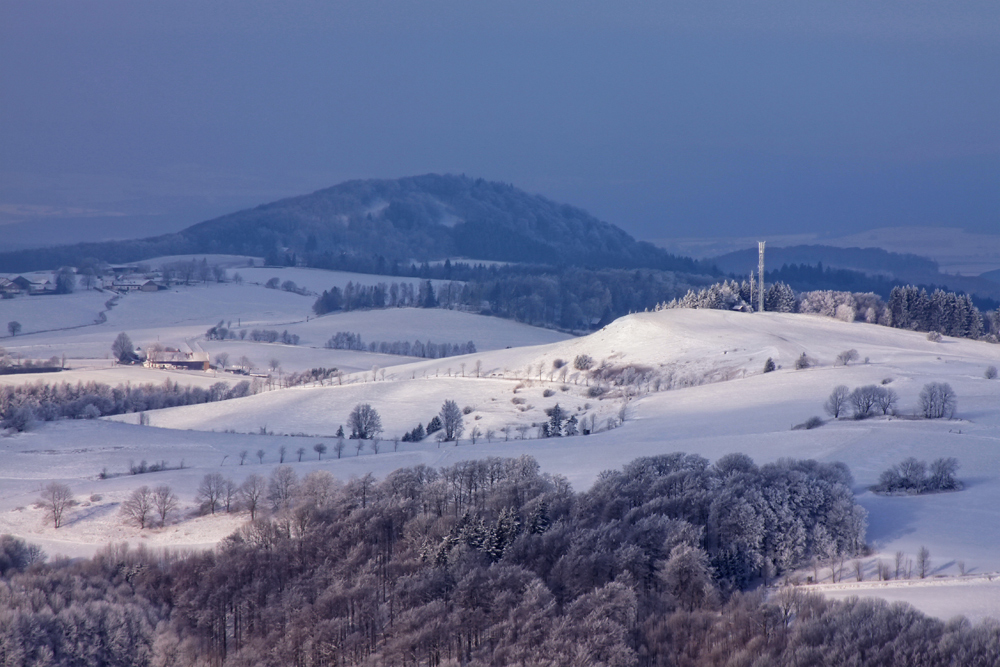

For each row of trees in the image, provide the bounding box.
[0,378,256,431]
[824,382,955,420]
[325,331,476,359]
[313,280,440,314]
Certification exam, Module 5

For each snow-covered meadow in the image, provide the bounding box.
[2,271,1000,621]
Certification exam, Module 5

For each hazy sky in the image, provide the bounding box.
[1,1,998,248]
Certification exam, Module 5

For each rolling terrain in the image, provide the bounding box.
[2,270,1000,622]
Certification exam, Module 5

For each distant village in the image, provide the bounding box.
[0,258,234,298]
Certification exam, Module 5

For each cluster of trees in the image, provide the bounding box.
[399,400,467,443]
[824,381,955,420]
[325,331,476,359]
[539,403,581,437]
[824,384,899,419]
[661,279,1000,343]
[661,279,798,313]
[888,285,987,338]
[162,257,227,284]
[0,452,894,666]
[313,280,439,314]
[247,328,300,345]
[0,378,256,431]
[872,457,961,495]
[263,277,308,294]
[919,381,958,419]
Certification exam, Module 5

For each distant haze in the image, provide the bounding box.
[1,1,998,249]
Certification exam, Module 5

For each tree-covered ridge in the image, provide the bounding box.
[311,267,709,332]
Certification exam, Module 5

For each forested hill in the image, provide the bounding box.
[0,174,707,274]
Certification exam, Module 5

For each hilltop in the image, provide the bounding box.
[0,174,707,274]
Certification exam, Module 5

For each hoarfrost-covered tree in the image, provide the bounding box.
[439,399,464,441]
[824,385,851,418]
[348,403,383,439]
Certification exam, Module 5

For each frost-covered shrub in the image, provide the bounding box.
[573,354,594,371]
[927,331,942,342]
[986,365,998,380]
[794,353,812,370]
[763,358,776,373]
[542,389,555,397]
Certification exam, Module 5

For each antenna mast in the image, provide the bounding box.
[758,241,765,313]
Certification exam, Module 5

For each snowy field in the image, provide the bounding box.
[3,283,1000,622]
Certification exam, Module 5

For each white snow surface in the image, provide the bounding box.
[3,295,1000,622]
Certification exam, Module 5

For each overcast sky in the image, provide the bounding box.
[1,1,998,248]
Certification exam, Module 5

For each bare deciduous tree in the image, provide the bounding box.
[267,466,298,511]
[196,473,226,514]
[314,442,327,460]
[39,482,73,529]
[296,446,306,462]
[214,352,230,370]
[153,485,178,526]
[239,474,267,520]
[121,486,154,529]
[917,546,931,578]
[919,382,957,419]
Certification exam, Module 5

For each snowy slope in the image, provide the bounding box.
[3,307,1000,621]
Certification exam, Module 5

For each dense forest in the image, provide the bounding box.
[2,454,998,665]
[0,453,887,666]
[312,266,710,332]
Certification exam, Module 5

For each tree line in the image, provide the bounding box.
[0,378,256,431]
[325,331,476,359]
[312,266,709,331]
[662,280,1000,342]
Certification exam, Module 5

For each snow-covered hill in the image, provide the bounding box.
[3,297,1000,621]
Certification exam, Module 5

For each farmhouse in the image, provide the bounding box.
[0,278,21,295]
[144,349,211,371]
[112,277,160,292]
